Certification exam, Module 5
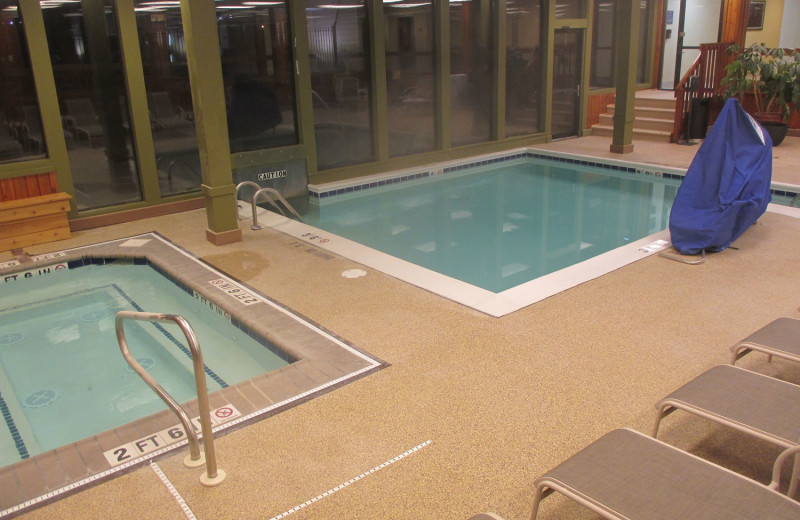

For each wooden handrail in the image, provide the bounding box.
[671,42,734,142]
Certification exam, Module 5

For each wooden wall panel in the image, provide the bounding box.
[0,172,58,201]
[587,92,616,127]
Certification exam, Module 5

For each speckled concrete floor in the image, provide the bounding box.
[6,137,800,520]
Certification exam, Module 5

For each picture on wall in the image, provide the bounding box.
[747,1,765,30]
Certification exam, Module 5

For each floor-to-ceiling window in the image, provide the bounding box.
[450,0,495,147]
[217,1,298,154]
[43,0,141,211]
[591,0,653,88]
[306,0,373,170]
[636,0,652,84]
[505,0,543,136]
[555,0,585,18]
[385,0,435,158]
[590,0,615,88]
[0,1,45,164]
[135,1,200,197]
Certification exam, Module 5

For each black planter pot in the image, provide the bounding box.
[759,120,788,146]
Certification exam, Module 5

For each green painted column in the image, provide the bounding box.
[290,0,317,176]
[367,0,389,162]
[18,1,75,213]
[435,0,450,150]
[180,0,242,245]
[610,0,640,154]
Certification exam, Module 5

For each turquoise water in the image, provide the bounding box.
[0,263,288,466]
[306,158,681,292]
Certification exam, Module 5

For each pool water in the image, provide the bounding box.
[0,262,288,466]
[306,158,681,292]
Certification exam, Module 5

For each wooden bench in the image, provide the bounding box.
[0,173,72,252]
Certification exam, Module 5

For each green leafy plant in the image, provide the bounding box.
[722,43,800,121]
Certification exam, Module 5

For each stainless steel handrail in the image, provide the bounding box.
[251,186,305,230]
[115,311,225,486]
[234,181,261,221]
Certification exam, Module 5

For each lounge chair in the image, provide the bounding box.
[64,98,105,145]
[400,76,433,112]
[0,110,23,160]
[653,364,800,495]
[147,91,193,130]
[21,105,45,152]
[334,74,367,110]
[525,428,800,520]
[730,317,800,366]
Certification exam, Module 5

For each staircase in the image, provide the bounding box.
[591,91,675,142]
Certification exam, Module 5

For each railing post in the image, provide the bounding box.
[116,311,226,486]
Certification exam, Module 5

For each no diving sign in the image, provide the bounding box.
[103,404,241,467]
[214,406,235,419]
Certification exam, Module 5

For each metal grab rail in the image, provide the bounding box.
[234,181,305,226]
[234,181,261,221]
[251,186,305,230]
[115,311,225,486]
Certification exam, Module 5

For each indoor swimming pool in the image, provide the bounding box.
[247,149,689,316]
[305,155,681,293]
[0,260,289,467]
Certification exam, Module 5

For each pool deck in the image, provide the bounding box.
[3,135,800,519]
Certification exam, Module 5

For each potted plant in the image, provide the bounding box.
[721,43,800,145]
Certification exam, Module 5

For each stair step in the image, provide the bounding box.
[608,104,674,119]
[630,96,676,110]
[591,124,672,142]
[598,113,673,132]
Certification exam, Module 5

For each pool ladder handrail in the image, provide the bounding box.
[251,187,304,229]
[235,181,304,228]
[115,311,225,486]
[234,181,262,221]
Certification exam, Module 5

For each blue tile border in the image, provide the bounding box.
[111,282,229,389]
[0,390,28,461]
[309,151,678,199]
[308,150,799,203]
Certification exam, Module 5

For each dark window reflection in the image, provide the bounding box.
[0,1,46,164]
[306,0,373,170]
[590,0,615,88]
[450,0,496,147]
[217,2,298,153]
[590,0,652,88]
[385,0,435,157]
[44,0,142,210]
[637,0,651,84]
[555,0,585,18]
[135,2,201,197]
[505,0,543,136]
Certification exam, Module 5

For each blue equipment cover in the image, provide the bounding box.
[669,98,772,255]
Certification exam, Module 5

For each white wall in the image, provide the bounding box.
[660,0,681,89]
[780,0,800,48]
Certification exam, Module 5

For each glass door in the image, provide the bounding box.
[43,0,143,210]
[551,28,583,139]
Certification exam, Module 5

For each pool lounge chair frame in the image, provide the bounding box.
[652,363,800,496]
[64,98,104,146]
[529,428,800,520]
[731,317,800,366]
